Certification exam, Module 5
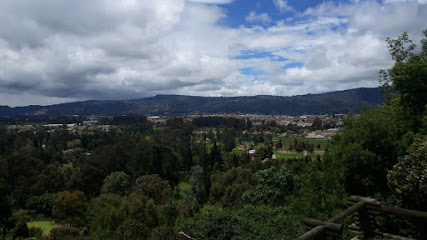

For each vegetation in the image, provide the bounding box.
[0,31,425,239]
[0,88,383,116]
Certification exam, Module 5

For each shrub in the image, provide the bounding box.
[12,222,29,240]
[50,226,81,240]
[28,226,43,239]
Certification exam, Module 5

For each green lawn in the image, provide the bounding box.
[27,220,60,235]
[276,153,322,160]
[276,153,304,160]
[274,137,329,151]
[231,149,244,155]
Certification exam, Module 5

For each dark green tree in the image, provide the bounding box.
[387,138,427,210]
[52,191,87,227]
[132,174,172,204]
[101,171,131,196]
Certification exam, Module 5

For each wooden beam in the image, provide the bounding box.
[295,226,326,240]
[327,200,366,223]
[380,205,427,220]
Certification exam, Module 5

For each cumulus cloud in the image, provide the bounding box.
[272,0,294,13]
[246,11,272,23]
[0,0,426,106]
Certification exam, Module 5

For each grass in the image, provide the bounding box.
[231,149,244,155]
[27,220,60,235]
[274,137,329,150]
[276,152,322,160]
[177,181,192,198]
[62,163,73,168]
[276,153,304,160]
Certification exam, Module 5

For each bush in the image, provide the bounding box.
[12,222,29,240]
[28,226,43,239]
[50,226,81,240]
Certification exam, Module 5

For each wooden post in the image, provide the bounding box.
[357,204,374,239]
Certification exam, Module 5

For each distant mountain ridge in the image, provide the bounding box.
[0,87,384,116]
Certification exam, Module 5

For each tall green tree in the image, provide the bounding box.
[380,31,427,130]
[101,171,131,196]
[52,191,87,227]
[387,138,427,210]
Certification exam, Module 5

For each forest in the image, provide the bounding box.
[0,33,425,240]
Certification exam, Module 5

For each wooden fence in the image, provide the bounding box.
[295,196,427,240]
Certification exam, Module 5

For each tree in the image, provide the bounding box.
[275,140,282,149]
[176,205,304,240]
[101,171,131,196]
[387,138,427,210]
[381,31,427,130]
[52,191,87,227]
[114,219,149,240]
[325,106,409,196]
[312,118,322,128]
[209,167,253,207]
[0,178,12,238]
[242,167,301,206]
[325,30,427,198]
[89,204,121,239]
[210,141,223,170]
[11,222,29,240]
[132,175,172,204]
[151,145,181,183]
[220,127,236,152]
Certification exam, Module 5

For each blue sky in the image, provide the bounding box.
[220,0,350,28]
[0,0,426,106]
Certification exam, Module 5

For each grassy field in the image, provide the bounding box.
[273,137,329,150]
[231,149,244,155]
[275,153,321,160]
[27,220,60,235]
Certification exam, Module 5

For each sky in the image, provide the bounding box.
[0,0,426,106]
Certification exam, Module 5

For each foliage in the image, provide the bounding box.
[242,167,301,206]
[387,138,427,210]
[325,106,410,196]
[176,205,304,240]
[101,171,131,196]
[50,226,81,240]
[0,40,424,240]
[52,191,87,227]
[209,167,253,207]
[0,178,12,237]
[114,219,149,240]
[27,221,60,236]
[0,88,385,116]
[26,192,65,218]
[89,197,163,240]
[28,226,43,239]
[11,221,29,240]
[381,31,427,130]
[132,175,172,205]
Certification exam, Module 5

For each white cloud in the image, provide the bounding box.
[246,11,272,23]
[272,0,294,13]
[186,0,235,4]
[0,0,426,106]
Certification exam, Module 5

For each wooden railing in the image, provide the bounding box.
[295,196,427,240]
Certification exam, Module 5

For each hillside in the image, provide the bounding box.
[0,87,384,116]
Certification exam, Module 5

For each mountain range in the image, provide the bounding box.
[0,87,384,116]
